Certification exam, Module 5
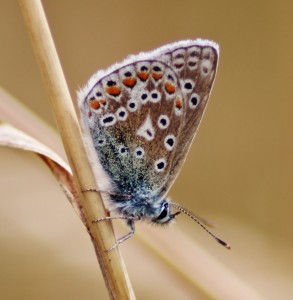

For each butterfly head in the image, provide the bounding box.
[151,200,181,225]
[110,195,180,225]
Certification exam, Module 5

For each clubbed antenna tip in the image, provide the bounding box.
[170,203,231,250]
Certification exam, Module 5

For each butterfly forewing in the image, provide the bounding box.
[154,43,219,195]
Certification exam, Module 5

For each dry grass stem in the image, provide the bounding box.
[17,0,135,299]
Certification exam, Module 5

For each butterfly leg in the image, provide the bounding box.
[93,215,139,222]
[107,220,135,252]
[106,219,136,252]
[93,216,139,251]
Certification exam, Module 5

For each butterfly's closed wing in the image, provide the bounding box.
[78,40,218,202]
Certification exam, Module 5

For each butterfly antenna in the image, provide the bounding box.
[170,203,231,250]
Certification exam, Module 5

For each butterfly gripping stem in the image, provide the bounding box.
[93,216,139,252]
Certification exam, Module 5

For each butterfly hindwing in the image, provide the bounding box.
[81,60,185,198]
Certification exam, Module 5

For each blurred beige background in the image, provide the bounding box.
[0,0,293,299]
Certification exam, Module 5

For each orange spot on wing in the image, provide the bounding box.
[137,72,149,81]
[175,98,183,110]
[90,99,100,109]
[106,86,121,96]
[165,82,176,94]
[152,72,163,81]
[99,99,107,105]
[122,77,137,88]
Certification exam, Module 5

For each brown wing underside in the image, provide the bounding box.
[81,43,218,198]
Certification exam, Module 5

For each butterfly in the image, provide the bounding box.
[78,39,230,250]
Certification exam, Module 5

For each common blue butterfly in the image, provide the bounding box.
[78,39,230,250]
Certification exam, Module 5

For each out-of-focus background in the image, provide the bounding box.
[1,1,292,299]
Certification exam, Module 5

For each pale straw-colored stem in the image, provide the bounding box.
[17,1,135,299]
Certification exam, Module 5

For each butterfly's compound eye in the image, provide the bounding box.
[154,202,171,224]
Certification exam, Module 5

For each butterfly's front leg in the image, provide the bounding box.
[106,219,136,252]
[93,216,138,251]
